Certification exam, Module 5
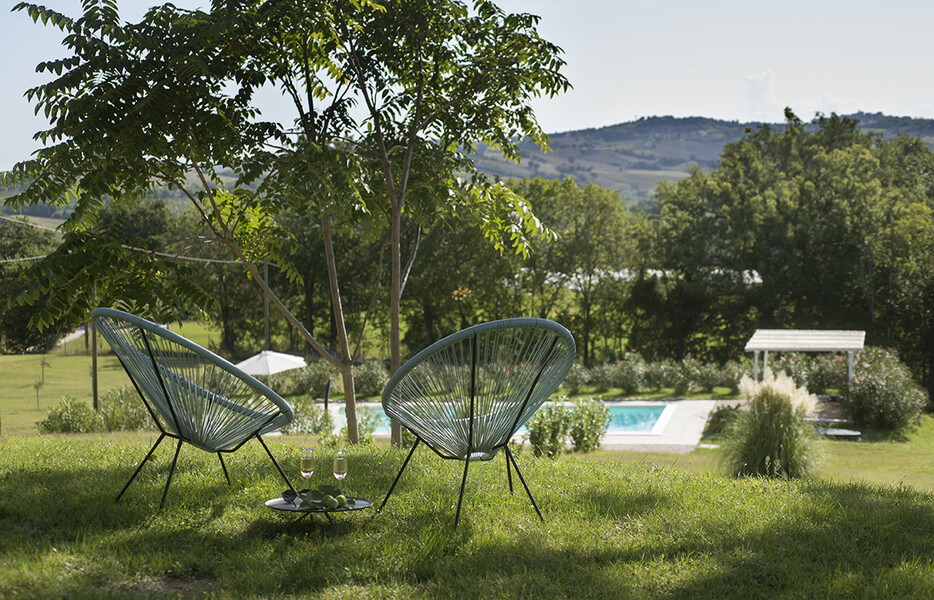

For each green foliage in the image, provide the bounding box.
[353,361,389,398]
[37,388,154,434]
[526,402,572,458]
[808,354,848,394]
[562,363,591,395]
[693,361,722,393]
[274,362,340,398]
[36,397,95,434]
[719,360,747,394]
[281,396,334,436]
[643,358,676,391]
[847,347,928,431]
[672,359,696,396]
[568,397,611,452]
[95,387,153,432]
[588,363,614,393]
[613,351,646,395]
[320,406,379,448]
[726,371,821,479]
[773,353,810,388]
[704,403,741,437]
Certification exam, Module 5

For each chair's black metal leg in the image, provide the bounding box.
[506,446,544,522]
[255,435,296,494]
[218,452,230,485]
[506,450,514,494]
[159,439,184,510]
[454,457,470,529]
[116,432,167,504]
[378,438,420,513]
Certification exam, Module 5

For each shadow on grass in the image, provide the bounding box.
[4,440,934,598]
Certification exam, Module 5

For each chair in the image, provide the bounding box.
[92,307,296,508]
[377,318,575,528]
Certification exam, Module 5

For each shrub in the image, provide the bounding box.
[614,351,646,395]
[37,397,95,433]
[694,361,721,393]
[293,361,342,397]
[563,363,591,395]
[725,370,821,479]
[644,359,677,391]
[526,402,572,458]
[97,387,152,432]
[589,364,614,393]
[719,361,747,394]
[847,347,928,431]
[353,361,389,398]
[282,396,334,435]
[808,353,847,394]
[672,359,696,396]
[773,353,810,388]
[321,405,379,447]
[38,389,155,434]
[704,403,741,436]
[568,397,611,452]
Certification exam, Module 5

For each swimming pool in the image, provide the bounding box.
[329,401,676,437]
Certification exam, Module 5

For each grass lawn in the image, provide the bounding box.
[2,434,934,598]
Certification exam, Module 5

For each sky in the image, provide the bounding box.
[2,0,934,169]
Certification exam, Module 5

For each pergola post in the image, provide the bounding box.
[753,351,759,381]
[847,351,854,392]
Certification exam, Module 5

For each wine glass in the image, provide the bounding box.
[332,449,348,481]
[300,447,315,479]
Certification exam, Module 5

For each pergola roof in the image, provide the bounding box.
[744,329,865,353]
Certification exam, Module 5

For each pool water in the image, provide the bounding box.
[330,402,674,436]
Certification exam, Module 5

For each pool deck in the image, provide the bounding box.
[598,399,717,454]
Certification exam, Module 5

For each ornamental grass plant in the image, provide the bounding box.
[725,369,822,479]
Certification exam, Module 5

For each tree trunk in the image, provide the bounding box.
[390,204,403,446]
[320,211,359,444]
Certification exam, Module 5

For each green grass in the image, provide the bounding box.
[2,435,934,598]
[0,321,241,437]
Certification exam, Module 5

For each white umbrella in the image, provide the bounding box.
[236,350,307,376]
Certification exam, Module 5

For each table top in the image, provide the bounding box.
[265,496,373,513]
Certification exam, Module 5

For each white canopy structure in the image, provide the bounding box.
[744,329,866,386]
[235,350,307,376]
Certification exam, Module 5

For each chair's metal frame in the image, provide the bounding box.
[377,318,575,528]
[92,308,296,508]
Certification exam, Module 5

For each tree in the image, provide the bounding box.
[0,218,65,353]
[651,109,934,379]
[4,0,568,443]
[510,178,641,365]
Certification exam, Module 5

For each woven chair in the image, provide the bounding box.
[378,318,576,528]
[92,308,296,508]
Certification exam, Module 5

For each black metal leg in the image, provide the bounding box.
[506,446,543,522]
[255,435,296,494]
[159,439,184,509]
[218,452,230,485]
[454,457,470,529]
[506,450,514,493]
[378,438,420,514]
[116,432,167,504]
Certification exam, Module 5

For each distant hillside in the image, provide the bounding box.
[474,112,934,204]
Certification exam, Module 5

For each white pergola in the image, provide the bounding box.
[744,329,866,386]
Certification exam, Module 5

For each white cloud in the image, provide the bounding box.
[745,71,781,122]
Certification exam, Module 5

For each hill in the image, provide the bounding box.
[473,112,934,204]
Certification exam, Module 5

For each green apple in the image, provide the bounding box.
[321,494,339,509]
[336,494,347,508]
